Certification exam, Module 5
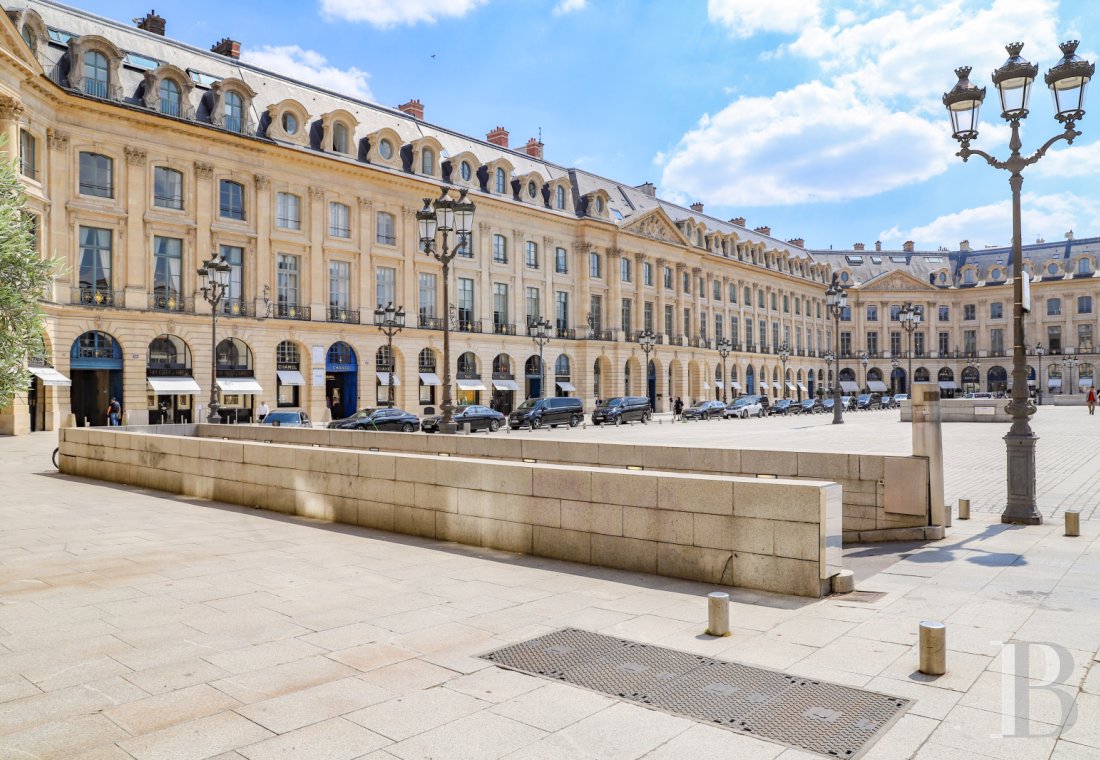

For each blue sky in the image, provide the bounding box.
[83,0,1099,250]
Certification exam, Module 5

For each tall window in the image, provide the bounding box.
[457,278,474,325]
[745,317,753,346]
[525,240,539,269]
[18,130,35,179]
[329,261,350,314]
[589,252,602,278]
[991,328,1004,354]
[643,262,653,286]
[963,330,977,354]
[276,192,300,230]
[83,50,109,98]
[219,180,244,220]
[729,283,737,303]
[220,245,243,314]
[495,167,506,193]
[840,332,852,356]
[455,231,473,258]
[700,312,707,339]
[526,287,541,326]
[555,291,569,329]
[665,305,674,336]
[644,302,654,332]
[555,185,566,210]
[418,272,436,319]
[277,254,299,307]
[731,316,739,343]
[1048,325,1062,353]
[158,78,182,117]
[683,272,690,293]
[712,311,720,340]
[332,122,349,153]
[866,332,879,355]
[590,295,603,331]
[151,236,182,308]
[492,234,507,264]
[687,309,694,337]
[1047,298,1062,316]
[664,267,673,289]
[328,202,350,238]
[990,302,1003,319]
[421,147,434,175]
[621,299,633,334]
[78,152,113,198]
[492,283,509,328]
[938,305,950,321]
[1078,295,1093,314]
[224,91,244,133]
[376,211,395,245]
[555,247,568,273]
[714,281,722,301]
[153,167,183,209]
[866,305,878,321]
[1079,324,1094,352]
[620,257,631,283]
[938,332,949,355]
[890,331,902,355]
[963,304,976,320]
[375,266,395,309]
[78,226,111,297]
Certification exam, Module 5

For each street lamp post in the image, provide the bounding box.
[197,253,231,424]
[373,302,405,407]
[1035,343,1045,404]
[966,355,981,394]
[943,40,1092,524]
[778,342,791,399]
[823,349,835,403]
[531,317,552,398]
[638,329,657,407]
[825,275,848,425]
[898,302,923,395]
[859,350,869,394]
[1062,355,1079,396]
[417,189,475,435]
[890,357,900,395]
[717,338,732,403]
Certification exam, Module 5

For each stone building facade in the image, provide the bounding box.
[0,1,1097,434]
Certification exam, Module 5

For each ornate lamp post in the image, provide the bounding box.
[898,302,923,394]
[966,355,981,394]
[1061,355,1080,396]
[417,188,475,434]
[530,317,552,398]
[717,337,732,403]
[637,329,657,405]
[197,253,231,424]
[1035,342,1045,404]
[890,357,900,395]
[859,350,869,394]
[778,342,791,399]
[825,275,848,425]
[373,302,405,407]
[944,40,1092,524]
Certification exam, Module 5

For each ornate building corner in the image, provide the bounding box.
[46,128,69,151]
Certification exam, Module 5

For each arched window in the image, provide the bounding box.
[216,338,252,370]
[21,24,36,53]
[158,78,181,117]
[375,345,393,372]
[460,161,471,181]
[276,340,300,364]
[457,352,478,377]
[421,147,434,175]
[224,91,244,133]
[554,354,570,376]
[495,167,506,193]
[148,335,190,369]
[915,367,930,382]
[964,269,975,284]
[84,50,109,98]
[1078,258,1092,275]
[333,122,348,153]
[555,185,565,210]
[418,348,436,372]
[492,354,512,376]
[281,111,298,135]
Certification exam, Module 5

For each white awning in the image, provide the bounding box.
[772,381,782,390]
[492,378,520,391]
[28,366,71,386]
[216,377,263,393]
[456,378,487,391]
[730,381,742,390]
[939,381,957,390]
[786,382,797,391]
[840,381,860,393]
[419,372,442,386]
[867,380,889,392]
[714,381,724,389]
[147,376,201,394]
[703,381,711,390]
[1080,378,1094,388]
[377,372,401,387]
[797,384,808,392]
[556,381,576,392]
[1048,378,1062,388]
[276,370,305,386]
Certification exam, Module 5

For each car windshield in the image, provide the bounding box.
[265,412,296,422]
[605,398,624,407]
[353,408,376,418]
[517,399,539,410]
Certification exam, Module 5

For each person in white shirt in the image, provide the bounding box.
[257,400,270,422]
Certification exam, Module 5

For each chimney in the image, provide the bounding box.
[487,126,509,148]
[959,239,970,251]
[690,202,704,213]
[523,137,543,159]
[211,37,241,59]
[787,238,805,248]
[754,226,770,236]
[903,240,915,253]
[397,99,424,120]
[875,241,882,251]
[135,9,165,35]
[635,182,656,198]
[1066,230,1074,240]
[730,217,746,227]
[853,243,865,251]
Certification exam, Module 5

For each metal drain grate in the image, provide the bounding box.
[480,628,909,759]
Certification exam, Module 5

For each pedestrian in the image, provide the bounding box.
[1088,386,1097,416]
[257,400,270,422]
[106,397,121,426]
[673,396,683,420]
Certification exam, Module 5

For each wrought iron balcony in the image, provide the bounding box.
[148,293,194,313]
[492,322,517,336]
[71,288,120,307]
[667,335,685,347]
[271,303,311,321]
[327,307,360,324]
[417,314,443,330]
[555,327,576,340]
[455,319,483,334]
[221,299,250,318]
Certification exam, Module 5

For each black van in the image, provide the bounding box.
[591,396,651,426]
[508,397,584,429]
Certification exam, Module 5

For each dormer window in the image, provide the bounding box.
[281,112,298,135]
[224,91,244,133]
[964,269,975,284]
[555,185,565,210]
[378,139,393,160]
[421,147,434,175]
[595,196,604,213]
[21,25,35,53]
[1078,258,1092,275]
[84,50,109,98]
[332,122,348,153]
[527,181,537,199]
[460,161,471,181]
[1047,262,1059,275]
[495,167,506,193]
[938,272,947,284]
[158,78,181,116]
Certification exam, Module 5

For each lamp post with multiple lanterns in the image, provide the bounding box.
[966,355,982,395]
[943,39,1092,524]
[1035,343,1046,404]
[197,253,231,424]
[373,302,405,407]
[1061,355,1080,396]
[638,329,658,407]
[898,302,923,395]
[717,338,733,403]
[825,274,848,425]
[891,357,900,395]
[530,317,552,398]
[778,343,791,399]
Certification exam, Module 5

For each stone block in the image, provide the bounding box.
[591,471,658,508]
[533,467,590,502]
[389,455,428,483]
[434,458,482,490]
[733,480,823,522]
[391,481,415,508]
[732,553,822,597]
[485,437,519,459]
[532,526,591,564]
[322,451,359,477]
[772,521,820,561]
[884,457,929,516]
[332,498,359,525]
[657,475,733,515]
[413,482,457,513]
[505,495,561,528]
[358,501,395,532]
[457,489,510,521]
[597,443,644,468]
[796,451,853,481]
[394,505,436,538]
[436,512,483,545]
[560,500,622,536]
[692,514,735,550]
[859,455,886,482]
[729,516,775,555]
[740,449,798,477]
[519,439,561,463]
[481,519,533,554]
[590,534,657,575]
[481,462,533,496]
[622,506,694,545]
[295,490,332,522]
[241,442,271,467]
[656,543,735,585]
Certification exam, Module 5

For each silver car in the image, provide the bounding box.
[725,396,764,419]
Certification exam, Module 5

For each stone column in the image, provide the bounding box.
[911,382,946,527]
[633,252,645,335]
[655,257,668,339]
[308,186,326,318]
[675,263,687,337]
[123,147,147,308]
[692,266,703,340]
[252,172,271,316]
[574,241,592,334]
[0,95,22,162]
[607,247,623,339]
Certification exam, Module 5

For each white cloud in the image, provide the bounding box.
[320,0,486,27]
[242,45,373,100]
[707,0,820,38]
[1031,138,1100,179]
[880,192,1100,250]
[660,81,953,206]
[553,0,586,15]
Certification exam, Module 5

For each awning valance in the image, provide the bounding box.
[772,381,782,390]
[419,372,442,386]
[492,378,520,391]
[938,381,957,390]
[713,381,724,389]
[786,382,797,391]
[797,384,808,392]
[377,372,401,386]
[276,370,305,386]
[730,381,743,390]
[147,376,201,394]
[1048,378,1062,388]
[28,366,71,386]
[456,378,487,391]
[867,380,888,392]
[555,381,576,392]
[840,381,860,393]
[703,381,711,390]
[216,377,263,393]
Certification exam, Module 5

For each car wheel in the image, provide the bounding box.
[614,416,622,426]
[401,423,414,433]
[531,417,542,430]
[489,419,500,432]
[569,415,580,427]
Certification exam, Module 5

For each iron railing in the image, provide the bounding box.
[327,307,360,324]
[71,288,120,307]
[271,303,311,321]
[148,293,194,313]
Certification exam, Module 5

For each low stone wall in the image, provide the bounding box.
[187,424,930,542]
[900,399,1012,423]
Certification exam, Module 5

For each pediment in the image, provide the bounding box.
[623,208,690,245]
[858,269,939,292]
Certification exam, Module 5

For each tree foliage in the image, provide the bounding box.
[0,147,53,407]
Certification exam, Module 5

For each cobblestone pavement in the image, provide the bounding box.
[1,424,1099,759]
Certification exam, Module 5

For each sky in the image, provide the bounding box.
[79,0,1100,251]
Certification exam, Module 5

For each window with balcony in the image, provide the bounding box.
[153,167,183,210]
[1078,296,1093,314]
[328,260,351,319]
[1048,325,1062,353]
[621,299,632,334]
[219,180,244,220]
[220,245,244,316]
[83,50,109,98]
[457,278,475,325]
[866,332,879,355]
[526,241,540,270]
[555,184,566,210]
[158,78,182,117]
[555,291,569,330]
[555,247,568,274]
[328,202,350,238]
[276,192,300,230]
[527,287,541,327]
[991,328,1004,354]
[1079,324,1093,352]
[938,332,949,355]
[277,253,300,311]
[78,152,113,198]
[418,272,436,320]
[151,236,182,310]
[77,226,112,303]
[665,305,674,336]
[963,330,977,354]
[492,234,507,264]
[375,211,395,245]
[590,295,603,332]
[644,302,654,332]
[223,91,244,133]
[990,302,1003,319]
[375,266,395,309]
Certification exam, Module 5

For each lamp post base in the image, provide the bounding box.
[439,421,458,435]
[1001,430,1042,525]
[206,402,220,424]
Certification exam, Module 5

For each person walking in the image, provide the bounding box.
[673,396,683,421]
[257,400,270,422]
[106,397,121,426]
[1088,385,1097,416]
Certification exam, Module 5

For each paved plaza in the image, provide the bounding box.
[1,411,1099,759]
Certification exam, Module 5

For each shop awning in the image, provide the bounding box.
[456,378,487,391]
[938,381,957,390]
[216,377,263,393]
[772,381,782,390]
[276,370,305,386]
[840,381,860,393]
[1080,378,1094,388]
[703,381,711,390]
[1048,378,1062,388]
[797,384,808,392]
[867,380,889,392]
[419,372,442,386]
[28,366,71,386]
[556,381,576,392]
[786,382,797,391]
[492,378,520,391]
[147,376,201,394]
[377,372,401,387]
[730,381,742,390]
[714,381,724,389]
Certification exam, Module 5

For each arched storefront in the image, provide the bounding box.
[456,352,485,406]
[26,335,70,432]
[215,338,260,423]
[667,358,682,401]
[593,355,611,403]
[961,366,980,394]
[938,367,956,398]
[625,356,641,398]
[1078,363,1094,394]
[146,335,199,423]
[730,365,742,398]
[892,367,908,394]
[374,345,396,407]
[70,331,122,427]
[327,342,358,416]
[418,348,440,410]
[275,341,305,410]
[524,355,542,400]
[554,354,574,397]
[491,354,518,413]
[714,364,724,401]
[866,367,888,396]
[987,365,1008,394]
[838,367,859,396]
[745,365,756,395]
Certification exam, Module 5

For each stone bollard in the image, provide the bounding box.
[918,620,946,675]
[957,498,970,520]
[463,422,472,435]
[832,569,855,594]
[1066,510,1081,537]
[64,413,76,428]
[706,592,731,637]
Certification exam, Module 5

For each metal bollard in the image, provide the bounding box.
[1066,509,1081,537]
[918,620,946,675]
[958,498,970,520]
[706,591,731,637]
[463,422,472,435]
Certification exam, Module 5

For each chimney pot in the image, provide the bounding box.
[487,126,509,148]
[524,137,544,159]
[397,99,424,120]
[730,217,746,227]
[211,37,240,59]
[135,9,165,35]
[875,240,882,251]
[788,238,805,248]
[959,239,971,251]
[903,240,915,253]
[853,243,865,251]
[690,202,704,213]
[635,182,656,198]
[754,226,771,236]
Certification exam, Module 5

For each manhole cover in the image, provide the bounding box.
[481,628,909,759]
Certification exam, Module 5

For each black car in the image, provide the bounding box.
[592,396,651,426]
[682,399,726,420]
[328,407,420,432]
[800,398,823,414]
[260,410,311,427]
[421,404,505,433]
[769,399,799,415]
[508,397,584,429]
[856,393,881,411]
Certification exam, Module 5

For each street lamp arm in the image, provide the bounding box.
[957,143,1007,169]
[1021,125,1082,167]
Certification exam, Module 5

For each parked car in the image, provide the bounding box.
[856,393,881,411]
[769,398,799,415]
[963,392,994,399]
[893,393,910,403]
[682,399,726,420]
[508,397,584,429]
[592,396,651,426]
[880,395,897,409]
[800,398,824,414]
[822,397,835,412]
[260,410,311,427]
[421,404,505,433]
[328,407,420,432]
[725,396,764,419]
[841,395,857,411]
